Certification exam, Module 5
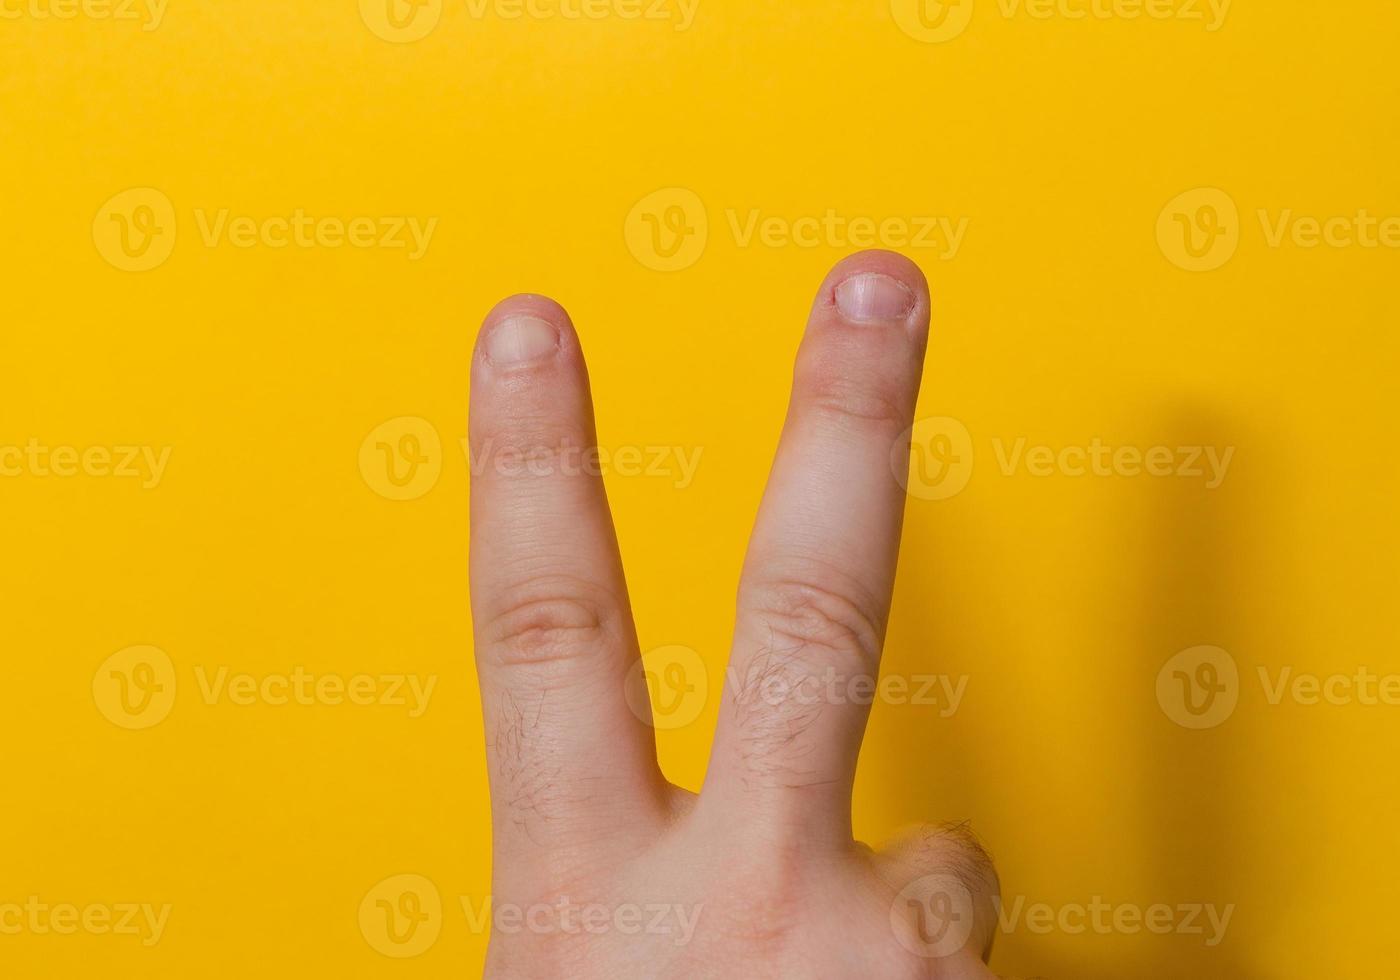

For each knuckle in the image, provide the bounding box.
[743,575,885,666]
[728,569,887,785]
[881,821,1000,964]
[481,581,615,668]
[470,423,593,479]
[892,821,1000,898]
[797,359,910,430]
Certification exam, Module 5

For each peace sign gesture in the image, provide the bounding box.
[468,250,998,978]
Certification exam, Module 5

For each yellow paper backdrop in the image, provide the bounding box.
[2,1,1396,976]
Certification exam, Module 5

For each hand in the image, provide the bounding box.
[468,251,999,979]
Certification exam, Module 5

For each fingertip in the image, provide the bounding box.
[817,250,931,332]
[483,292,573,330]
[475,293,578,373]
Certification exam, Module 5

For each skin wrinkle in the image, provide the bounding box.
[742,557,892,655]
[799,370,913,431]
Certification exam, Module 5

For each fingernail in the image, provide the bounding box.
[485,315,559,367]
[835,273,916,323]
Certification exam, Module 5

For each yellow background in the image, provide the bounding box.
[3,0,1397,976]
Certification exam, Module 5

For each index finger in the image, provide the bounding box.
[468,294,668,882]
